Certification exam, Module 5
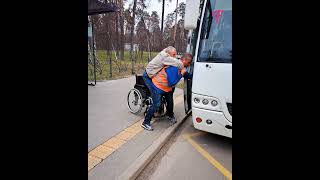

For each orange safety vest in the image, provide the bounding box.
[152,66,172,92]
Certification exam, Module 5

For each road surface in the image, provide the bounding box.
[137,115,232,180]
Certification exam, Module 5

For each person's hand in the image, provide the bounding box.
[181,68,187,75]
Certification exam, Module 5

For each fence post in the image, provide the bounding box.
[109,57,112,78]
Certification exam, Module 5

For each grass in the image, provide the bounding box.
[88,50,188,89]
[88,50,159,81]
[88,50,187,87]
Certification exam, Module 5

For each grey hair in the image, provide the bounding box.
[164,46,176,53]
[182,53,193,61]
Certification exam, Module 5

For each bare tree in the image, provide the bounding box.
[130,0,137,74]
[176,2,186,52]
[115,9,120,57]
[149,11,161,51]
[158,0,173,33]
[158,0,173,49]
[163,12,175,47]
[118,0,126,61]
[173,0,179,47]
[136,1,149,61]
[136,11,150,61]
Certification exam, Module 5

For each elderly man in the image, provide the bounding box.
[141,53,193,131]
[141,46,184,131]
[157,53,193,124]
[145,46,183,78]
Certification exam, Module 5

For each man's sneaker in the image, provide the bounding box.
[141,123,153,131]
[168,116,177,124]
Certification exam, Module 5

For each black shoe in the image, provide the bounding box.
[168,116,177,124]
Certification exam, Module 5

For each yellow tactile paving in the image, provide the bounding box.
[88,95,183,171]
[88,155,102,171]
[102,137,126,149]
[89,145,115,159]
[115,130,136,141]
[132,120,144,127]
[124,125,143,134]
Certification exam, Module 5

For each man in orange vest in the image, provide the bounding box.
[141,53,193,131]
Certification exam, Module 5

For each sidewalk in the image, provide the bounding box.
[88,76,183,151]
[88,93,187,180]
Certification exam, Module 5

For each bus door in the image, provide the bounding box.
[184,29,200,114]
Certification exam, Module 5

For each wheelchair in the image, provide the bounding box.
[127,74,167,117]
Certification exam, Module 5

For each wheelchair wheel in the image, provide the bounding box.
[127,88,143,114]
[150,97,167,118]
[144,97,153,117]
[156,97,167,117]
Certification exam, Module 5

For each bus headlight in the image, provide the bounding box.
[202,99,209,105]
[194,98,200,103]
[211,100,218,106]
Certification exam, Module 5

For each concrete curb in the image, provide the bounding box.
[117,111,192,180]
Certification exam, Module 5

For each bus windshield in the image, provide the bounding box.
[198,0,232,63]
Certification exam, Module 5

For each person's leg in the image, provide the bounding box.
[164,91,174,118]
[142,71,153,95]
[142,90,162,129]
[143,71,158,115]
[164,89,177,124]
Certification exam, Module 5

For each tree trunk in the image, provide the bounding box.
[152,34,155,51]
[140,48,143,60]
[173,0,179,48]
[119,0,125,61]
[130,0,137,74]
[115,12,120,57]
[147,34,151,62]
[180,26,184,52]
[161,0,165,33]
[160,0,165,49]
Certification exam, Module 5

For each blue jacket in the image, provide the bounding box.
[165,66,193,87]
[152,66,193,94]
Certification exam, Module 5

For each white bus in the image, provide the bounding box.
[183,0,232,138]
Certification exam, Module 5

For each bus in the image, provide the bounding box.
[183,0,232,138]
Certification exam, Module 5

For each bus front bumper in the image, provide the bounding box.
[192,107,232,138]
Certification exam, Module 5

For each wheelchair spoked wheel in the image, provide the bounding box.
[155,97,167,118]
[127,88,143,114]
[145,97,167,118]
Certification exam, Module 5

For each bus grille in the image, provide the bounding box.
[227,103,232,116]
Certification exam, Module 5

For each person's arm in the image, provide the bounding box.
[181,68,193,79]
[166,66,183,87]
[183,71,193,79]
[162,56,184,69]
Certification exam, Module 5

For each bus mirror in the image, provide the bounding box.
[184,0,201,30]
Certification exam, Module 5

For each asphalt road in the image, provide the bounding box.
[137,115,232,180]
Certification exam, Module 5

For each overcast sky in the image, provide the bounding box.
[125,0,186,22]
